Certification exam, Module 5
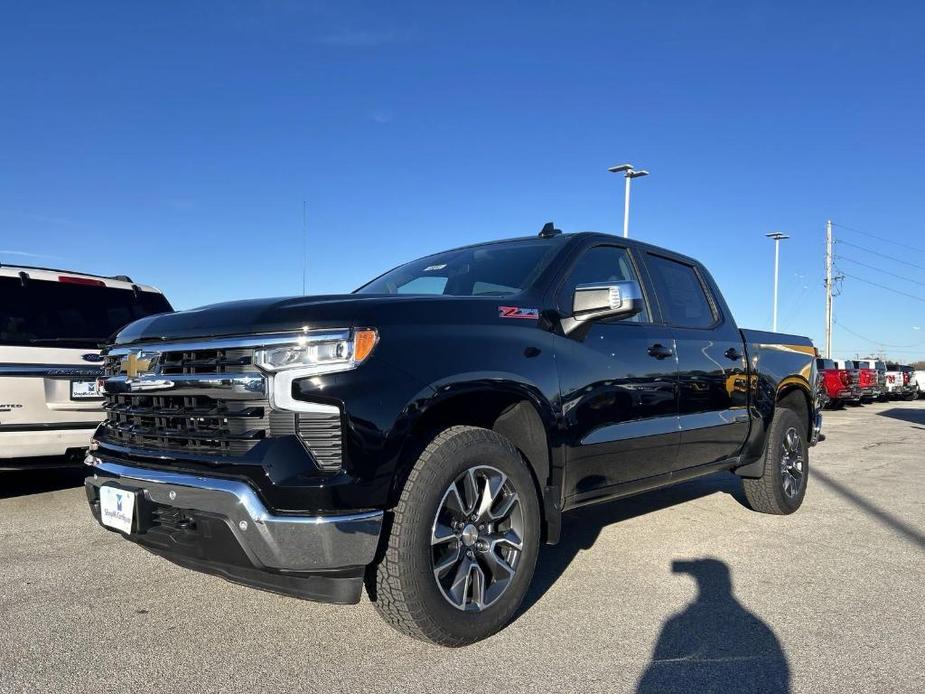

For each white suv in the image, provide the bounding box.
[0,265,171,467]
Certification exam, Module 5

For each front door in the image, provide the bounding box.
[556,244,679,504]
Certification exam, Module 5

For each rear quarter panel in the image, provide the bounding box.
[739,329,817,465]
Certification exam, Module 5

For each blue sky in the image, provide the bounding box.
[2,1,924,361]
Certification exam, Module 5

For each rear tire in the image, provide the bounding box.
[742,407,809,515]
[371,425,541,646]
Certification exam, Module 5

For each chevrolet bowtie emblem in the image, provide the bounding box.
[121,351,158,378]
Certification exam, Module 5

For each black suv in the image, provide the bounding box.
[85,227,821,645]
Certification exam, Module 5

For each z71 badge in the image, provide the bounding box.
[498,306,539,320]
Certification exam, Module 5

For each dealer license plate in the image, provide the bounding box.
[71,380,102,400]
[99,486,136,534]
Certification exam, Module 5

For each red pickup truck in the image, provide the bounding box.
[817,358,862,409]
[850,360,881,403]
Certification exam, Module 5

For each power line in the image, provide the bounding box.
[837,255,925,288]
[838,347,925,355]
[833,317,924,349]
[837,270,925,303]
[836,239,925,272]
[831,222,925,255]
[779,277,810,332]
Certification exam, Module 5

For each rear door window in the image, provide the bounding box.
[645,255,717,329]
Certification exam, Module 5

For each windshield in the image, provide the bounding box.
[356,238,566,297]
[0,276,173,349]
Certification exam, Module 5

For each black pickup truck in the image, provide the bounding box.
[85,226,822,646]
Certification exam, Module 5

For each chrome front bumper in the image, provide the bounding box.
[84,456,383,572]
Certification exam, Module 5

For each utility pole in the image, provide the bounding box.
[824,219,833,358]
[608,164,649,238]
[766,232,790,332]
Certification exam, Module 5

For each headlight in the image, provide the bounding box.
[254,328,378,374]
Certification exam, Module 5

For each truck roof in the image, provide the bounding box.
[440,231,703,267]
[0,263,162,294]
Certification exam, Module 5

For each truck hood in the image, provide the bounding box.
[113,293,534,345]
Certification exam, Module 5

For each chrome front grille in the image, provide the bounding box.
[99,337,343,466]
[103,347,255,377]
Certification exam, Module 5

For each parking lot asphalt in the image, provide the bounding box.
[1,401,923,694]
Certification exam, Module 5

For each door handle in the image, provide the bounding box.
[724,347,743,361]
[647,343,673,360]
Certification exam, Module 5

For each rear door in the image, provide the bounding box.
[643,253,750,470]
[556,243,679,503]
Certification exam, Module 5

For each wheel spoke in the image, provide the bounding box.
[462,469,479,516]
[475,471,507,520]
[490,528,523,552]
[431,522,457,546]
[433,544,461,578]
[469,563,487,610]
[481,546,515,581]
[442,485,467,518]
[488,491,519,522]
[448,556,473,607]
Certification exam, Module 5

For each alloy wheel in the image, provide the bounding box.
[430,465,525,612]
[779,426,805,499]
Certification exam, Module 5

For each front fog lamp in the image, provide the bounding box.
[255,328,378,374]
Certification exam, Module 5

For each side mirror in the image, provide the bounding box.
[562,280,643,335]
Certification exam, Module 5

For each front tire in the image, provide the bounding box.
[371,425,541,646]
[742,406,809,515]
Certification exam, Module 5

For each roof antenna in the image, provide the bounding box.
[301,200,308,295]
[538,221,561,238]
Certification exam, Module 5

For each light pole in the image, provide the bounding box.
[765,232,790,332]
[608,163,649,238]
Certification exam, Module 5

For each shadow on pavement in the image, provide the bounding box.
[876,407,925,426]
[636,558,790,693]
[519,471,747,616]
[813,467,925,549]
[0,464,86,499]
